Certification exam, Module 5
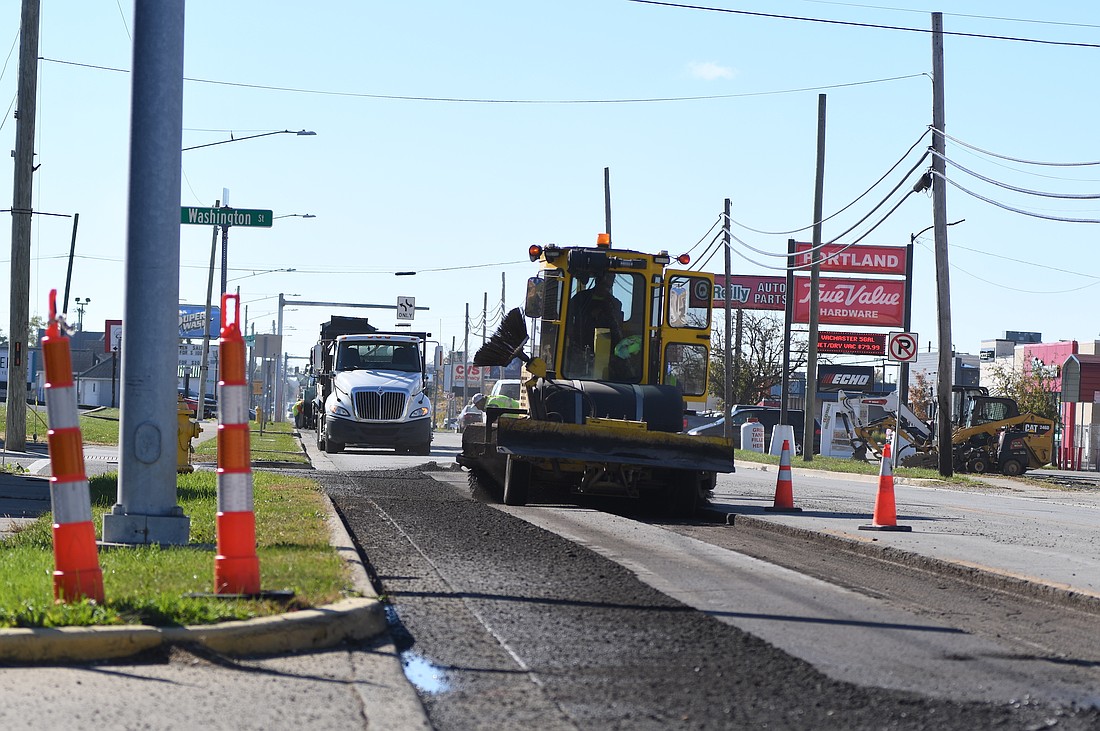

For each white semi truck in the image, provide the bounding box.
[310,316,433,455]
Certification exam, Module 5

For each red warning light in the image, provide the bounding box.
[676,253,691,265]
[528,244,543,261]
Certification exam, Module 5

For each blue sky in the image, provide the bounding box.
[2,1,1099,368]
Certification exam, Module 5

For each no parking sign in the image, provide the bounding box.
[887,332,917,363]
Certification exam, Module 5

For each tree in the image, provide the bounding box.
[907,371,935,422]
[985,359,1060,424]
[708,311,807,409]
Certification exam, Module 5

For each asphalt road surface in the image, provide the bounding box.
[315,434,1100,730]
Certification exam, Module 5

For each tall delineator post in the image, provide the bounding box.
[42,290,105,603]
[214,294,260,595]
[5,0,40,454]
[102,0,191,546]
[931,11,954,478]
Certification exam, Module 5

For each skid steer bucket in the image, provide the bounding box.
[495,417,735,473]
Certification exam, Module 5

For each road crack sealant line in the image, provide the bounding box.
[0,483,388,664]
[701,506,1100,614]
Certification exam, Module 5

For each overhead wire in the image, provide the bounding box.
[40,57,924,106]
[727,128,929,236]
[930,171,1100,224]
[932,150,1100,200]
[912,235,1100,294]
[626,0,1100,50]
[937,129,1100,167]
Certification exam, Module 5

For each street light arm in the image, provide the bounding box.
[182,129,316,152]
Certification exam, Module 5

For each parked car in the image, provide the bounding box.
[455,404,484,433]
[687,406,820,454]
[178,389,217,419]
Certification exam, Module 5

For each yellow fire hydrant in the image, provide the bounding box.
[177,395,201,473]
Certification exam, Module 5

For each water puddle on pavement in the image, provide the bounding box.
[401,651,449,694]
[385,604,450,694]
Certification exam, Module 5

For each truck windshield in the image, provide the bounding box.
[338,343,421,373]
[562,271,645,383]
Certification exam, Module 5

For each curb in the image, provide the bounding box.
[0,490,389,664]
[700,507,1100,613]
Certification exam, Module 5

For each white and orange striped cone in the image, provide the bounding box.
[213,293,261,595]
[42,289,105,603]
[765,439,802,512]
[859,443,912,532]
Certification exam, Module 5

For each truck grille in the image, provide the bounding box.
[353,390,407,421]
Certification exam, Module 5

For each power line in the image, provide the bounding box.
[931,171,1100,224]
[937,129,1100,167]
[934,149,1100,199]
[40,57,925,106]
[797,0,1100,30]
[627,0,1100,49]
[728,128,929,237]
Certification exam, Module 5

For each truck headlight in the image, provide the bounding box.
[331,403,351,418]
[410,406,430,418]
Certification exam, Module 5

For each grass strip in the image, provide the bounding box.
[0,470,350,629]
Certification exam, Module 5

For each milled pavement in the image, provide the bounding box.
[4,419,1100,670]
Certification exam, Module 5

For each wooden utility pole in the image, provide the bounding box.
[931,12,954,477]
[6,0,40,453]
[804,93,826,461]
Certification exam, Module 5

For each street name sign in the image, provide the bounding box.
[181,207,273,227]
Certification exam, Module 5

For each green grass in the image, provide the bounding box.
[734,448,978,484]
[193,419,309,464]
[0,470,350,628]
[0,404,121,446]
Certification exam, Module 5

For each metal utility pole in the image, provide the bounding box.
[482,292,488,345]
[804,93,826,462]
[898,236,916,410]
[604,167,613,244]
[5,0,40,453]
[102,1,191,546]
[931,11,954,478]
[197,201,220,423]
[722,199,732,439]
[463,304,470,406]
[780,240,796,432]
[62,213,80,316]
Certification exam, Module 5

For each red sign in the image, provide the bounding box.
[794,243,907,276]
[817,331,886,355]
[793,278,905,327]
[712,275,786,311]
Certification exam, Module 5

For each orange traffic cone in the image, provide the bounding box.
[859,443,912,532]
[42,289,105,603]
[765,439,802,512]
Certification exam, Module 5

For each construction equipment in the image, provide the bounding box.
[456,236,734,516]
[835,387,1054,476]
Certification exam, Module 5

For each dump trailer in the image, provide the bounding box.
[457,236,735,516]
[310,315,434,455]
